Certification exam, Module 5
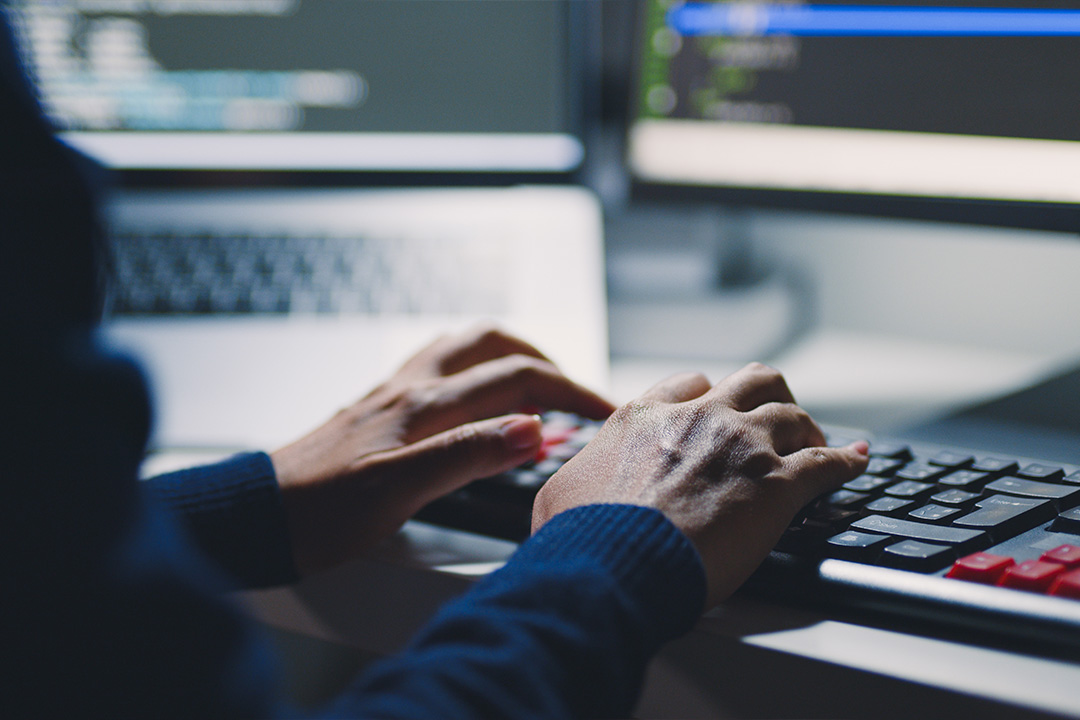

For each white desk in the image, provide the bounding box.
[231,332,1080,718]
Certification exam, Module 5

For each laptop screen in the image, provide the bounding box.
[10,0,584,173]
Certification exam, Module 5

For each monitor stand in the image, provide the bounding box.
[606,203,811,361]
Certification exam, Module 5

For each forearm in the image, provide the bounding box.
[329,504,706,720]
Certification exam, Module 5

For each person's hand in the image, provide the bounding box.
[531,363,869,607]
[271,325,615,575]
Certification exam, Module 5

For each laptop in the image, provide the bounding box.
[11,1,609,450]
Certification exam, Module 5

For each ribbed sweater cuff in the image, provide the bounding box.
[515,504,707,645]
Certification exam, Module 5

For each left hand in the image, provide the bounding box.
[271,325,615,575]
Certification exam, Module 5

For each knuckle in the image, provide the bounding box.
[679,371,710,387]
[439,422,488,474]
[468,323,508,346]
[750,362,785,385]
[613,399,648,423]
[753,400,786,419]
[504,353,553,379]
[451,421,483,449]
[397,382,441,416]
[742,361,772,375]
[611,397,663,430]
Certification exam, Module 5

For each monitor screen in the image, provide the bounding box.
[8,0,584,173]
[627,1,1080,230]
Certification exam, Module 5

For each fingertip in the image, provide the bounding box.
[790,442,869,495]
[553,386,617,421]
[849,440,870,456]
[500,414,544,453]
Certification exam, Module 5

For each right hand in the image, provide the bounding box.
[531,363,869,607]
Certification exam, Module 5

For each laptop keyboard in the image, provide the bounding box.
[107,228,510,316]
[415,412,1080,650]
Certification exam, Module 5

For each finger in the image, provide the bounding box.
[427,355,615,430]
[709,362,796,411]
[638,372,712,404]
[408,325,553,378]
[783,441,871,505]
[747,402,827,456]
[375,414,543,508]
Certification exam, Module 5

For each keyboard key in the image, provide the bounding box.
[825,530,892,562]
[946,552,1015,584]
[864,497,914,516]
[937,469,991,489]
[930,489,981,507]
[971,457,1019,474]
[1040,545,1080,568]
[881,540,956,572]
[866,457,904,476]
[894,464,946,481]
[928,451,974,468]
[850,515,988,551]
[1049,569,1080,599]
[908,504,962,523]
[1016,463,1066,482]
[868,441,913,460]
[953,494,1056,541]
[843,475,894,493]
[893,463,949,482]
[822,489,871,509]
[804,502,862,528]
[1050,507,1080,535]
[998,560,1066,593]
[984,477,1080,510]
[884,480,936,500]
[1064,470,1080,485]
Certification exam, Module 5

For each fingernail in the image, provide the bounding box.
[502,416,541,451]
[850,440,870,456]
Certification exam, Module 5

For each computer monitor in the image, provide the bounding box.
[627,0,1080,232]
[8,0,587,176]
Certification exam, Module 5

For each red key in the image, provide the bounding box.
[1040,544,1080,569]
[541,429,575,446]
[1049,569,1080,600]
[946,552,1015,584]
[998,560,1066,593]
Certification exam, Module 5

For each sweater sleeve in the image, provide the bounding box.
[328,503,708,720]
[146,452,300,589]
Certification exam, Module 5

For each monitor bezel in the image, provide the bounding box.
[625,2,1080,235]
[629,180,1080,234]
[32,1,595,188]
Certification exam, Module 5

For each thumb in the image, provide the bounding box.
[377,414,543,506]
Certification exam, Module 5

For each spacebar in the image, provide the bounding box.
[850,515,987,546]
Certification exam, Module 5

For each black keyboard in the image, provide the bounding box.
[106,229,508,316]
[415,413,1080,652]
